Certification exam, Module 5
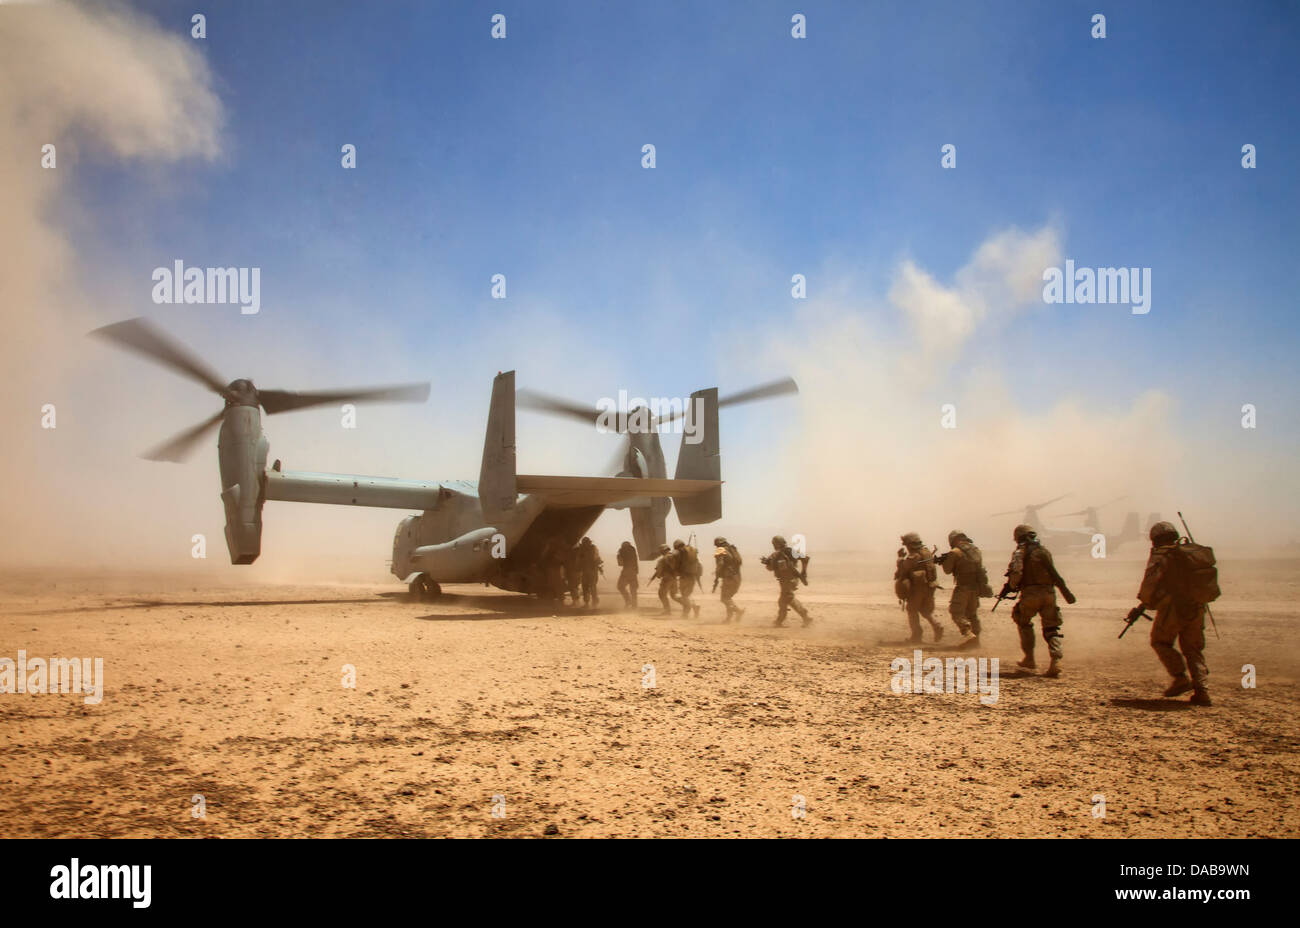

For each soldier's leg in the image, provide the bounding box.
[1179,606,1209,695]
[1011,598,1037,668]
[1041,595,1063,676]
[658,579,672,613]
[792,593,811,625]
[948,591,972,635]
[1150,607,1189,680]
[724,577,743,621]
[679,587,693,616]
[776,588,792,626]
[968,597,982,637]
[906,605,923,642]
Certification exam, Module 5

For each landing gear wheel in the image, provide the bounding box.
[408,574,441,602]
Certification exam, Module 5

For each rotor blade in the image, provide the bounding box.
[89,317,229,397]
[989,509,1024,517]
[1057,509,1089,518]
[604,438,632,476]
[1030,494,1070,510]
[719,377,800,408]
[656,377,800,426]
[258,382,431,415]
[141,411,225,463]
[1095,495,1129,509]
[515,388,601,426]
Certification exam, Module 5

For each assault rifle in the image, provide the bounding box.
[1119,604,1150,639]
[991,581,1016,612]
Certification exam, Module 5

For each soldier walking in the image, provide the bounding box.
[670,539,702,618]
[577,536,602,607]
[1002,523,1075,677]
[616,541,639,608]
[936,530,990,648]
[651,543,677,615]
[1133,521,1216,706]
[764,535,811,627]
[712,536,745,622]
[895,532,942,643]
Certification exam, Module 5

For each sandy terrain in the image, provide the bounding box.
[2,553,1297,838]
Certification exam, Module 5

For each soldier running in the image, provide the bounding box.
[670,539,702,618]
[895,532,943,643]
[936,530,990,648]
[1002,523,1076,677]
[615,541,639,608]
[764,535,811,627]
[577,536,602,607]
[651,543,677,615]
[712,536,745,623]
[1135,521,1213,706]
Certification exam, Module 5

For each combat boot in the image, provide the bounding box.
[933,625,944,643]
[693,604,701,618]
[1190,689,1212,707]
[1163,675,1194,698]
[958,631,979,649]
[1017,655,1037,671]
[1044,658,1062,678]
[735,607,746,623]
[801,614,813,628]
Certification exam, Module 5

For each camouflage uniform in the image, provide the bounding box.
[670,540,700,618]
[713,537,744,622]
[941,532,986,643]
[1005,526,1073,675]
[540,537,567,605]
[766,536,810,627]
[563,545,582,605]
[577,537,602,607]
[616,542,638,608]
[652,545,677,615]
[895,534,942,643]
[1139,523,1209,702]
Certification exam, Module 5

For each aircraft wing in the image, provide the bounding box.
[515,474,720,508]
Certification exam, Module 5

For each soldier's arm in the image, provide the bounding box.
[940,549,960,575]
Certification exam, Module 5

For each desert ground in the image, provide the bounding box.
[2,553,1297,838]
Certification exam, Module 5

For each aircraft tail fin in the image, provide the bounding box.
[1114,511,1140,549]
[479,371,517,519]
[672,387,720,525]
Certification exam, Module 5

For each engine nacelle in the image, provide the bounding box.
[218,405,268,564]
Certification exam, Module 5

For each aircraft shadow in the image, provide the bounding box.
[1109,697,1193,712]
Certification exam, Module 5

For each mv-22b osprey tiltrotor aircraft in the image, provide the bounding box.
[92,318,797,600]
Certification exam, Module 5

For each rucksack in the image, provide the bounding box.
[1168,541,1220,604]
[727,544,742,568]
[684,545,702,577]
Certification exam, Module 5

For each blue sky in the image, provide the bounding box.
[33,0,1298,559]
[80,1,1298,408]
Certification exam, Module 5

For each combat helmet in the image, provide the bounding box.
[947,530,968,547]
[1149,521,1179,545]
[1013,523,1036,543]
[658,543,671,554]
[900,531,922,548]
[771,535,786,549]
[673,539,685,549]
[714,536,728,547]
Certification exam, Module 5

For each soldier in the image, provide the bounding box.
[763,535,811,627]
[1002,523,1075,677]
[936,530,990,648]
[894,532,943,643]
[712,536,745,622]
[671,539,702,618]
[539,536,568,606]
[577,536,602,607]
[651,543,677,615]
[1135,521,1212,706]
[563,543,582,605]
[615,541,639,608]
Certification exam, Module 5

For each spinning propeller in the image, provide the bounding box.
[90,318,431,462]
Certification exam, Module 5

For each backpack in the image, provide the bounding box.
[727,544,742,568]
[684,545,702,578]
[1168,541,1220,604]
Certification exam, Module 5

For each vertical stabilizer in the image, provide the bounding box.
[672,387,721,524]
[480,371,517,519]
